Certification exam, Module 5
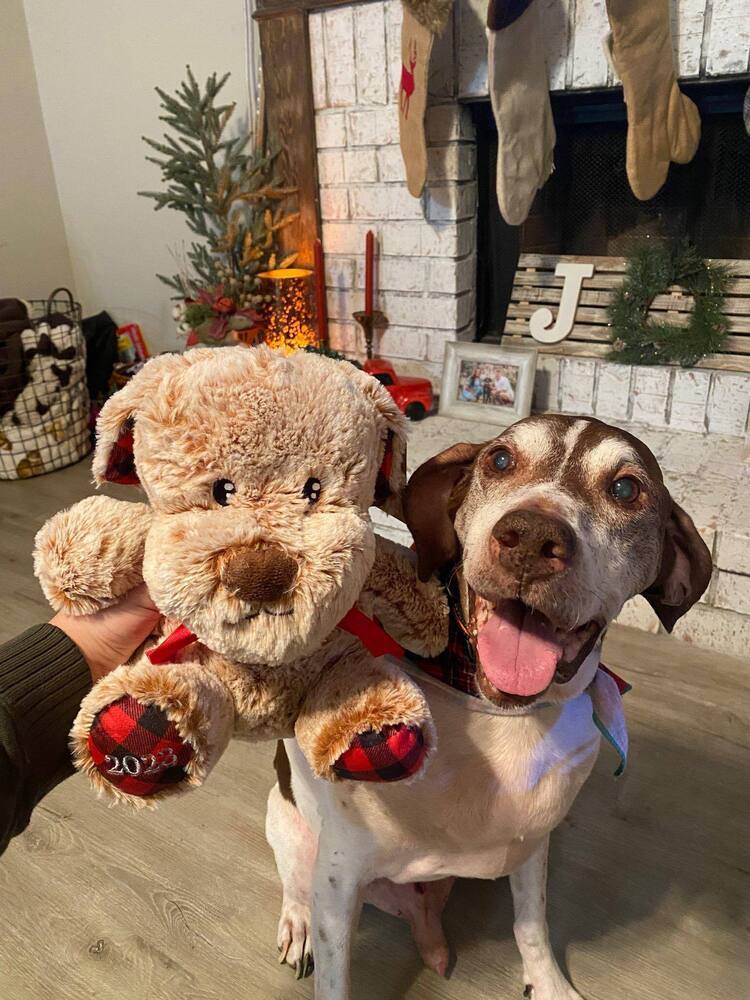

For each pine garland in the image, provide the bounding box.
[139,67,298,307]
[608,241,732,367]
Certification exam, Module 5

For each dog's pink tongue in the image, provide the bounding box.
[477,601,563,697]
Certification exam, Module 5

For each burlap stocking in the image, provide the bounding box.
[487,0,555,226]
[399,0,452,198]
[606,0,701,201]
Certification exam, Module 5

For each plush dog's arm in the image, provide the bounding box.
[295,644,436,782]
[71,646,235,808]
[364,535,449,657]
[34,495,152,615]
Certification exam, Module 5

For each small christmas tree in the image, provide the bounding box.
[139,66,298,343]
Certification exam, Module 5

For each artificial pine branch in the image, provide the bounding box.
[139,66,297,311]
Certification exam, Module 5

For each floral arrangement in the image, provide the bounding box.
[173,285,261,346]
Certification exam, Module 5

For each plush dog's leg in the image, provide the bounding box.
[509,836,583,1000]
[265,764,317,979]
[71,651,235,808]
[35,495,151,615]
[294,648,436,782]
[366,536,448,657]
[311,832,366,1000]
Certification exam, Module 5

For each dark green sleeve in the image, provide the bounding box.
[0,624,91,857]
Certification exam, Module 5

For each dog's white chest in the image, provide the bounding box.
[291,682,602,884]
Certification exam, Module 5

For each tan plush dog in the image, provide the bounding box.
[35,346,447,806]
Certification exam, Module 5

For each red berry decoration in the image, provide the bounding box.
[332,723,425,782]
[87,695,193,797]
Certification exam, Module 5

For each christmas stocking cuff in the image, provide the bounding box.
[399,0,453,198]
[487,0,556,226]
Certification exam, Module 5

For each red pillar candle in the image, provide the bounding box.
[313,238,328,342]
[365,229,375,316]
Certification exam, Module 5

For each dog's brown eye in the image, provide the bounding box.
[302,477,322,504]
[610,476,641,503]
[492,448,513,472]
[213,479,236,506]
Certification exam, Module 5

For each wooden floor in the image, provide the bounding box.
[1,460,748,1000]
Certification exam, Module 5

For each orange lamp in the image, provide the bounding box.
[257,268,319,352]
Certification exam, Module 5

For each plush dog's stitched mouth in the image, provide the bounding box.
[474,597,601,704]
[241,607,295,622]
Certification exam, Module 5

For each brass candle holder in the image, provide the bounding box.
[353,309,388,360]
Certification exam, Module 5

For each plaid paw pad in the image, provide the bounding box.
[87,695,193,797]
[332,723,426,782]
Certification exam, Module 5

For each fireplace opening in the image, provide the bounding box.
[473,79,750,342]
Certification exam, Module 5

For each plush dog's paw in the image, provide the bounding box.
[71,656,235,807]
[277,900,314,979]
[332,723,426,782]
[87,695,194,797]
[34,495,151,614]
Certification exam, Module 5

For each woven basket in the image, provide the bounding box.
[0,288,91,480]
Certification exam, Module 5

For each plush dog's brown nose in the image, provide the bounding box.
[220,544,298,604]
[492,510,575,581]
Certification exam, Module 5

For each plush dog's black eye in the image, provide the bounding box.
[213,479,236,506]
[302,477,322,504]
[492,448,513,472]
[610,476,641,503]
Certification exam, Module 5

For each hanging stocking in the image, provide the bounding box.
[486,0,556,226]
[605,0,701,201]
[398,0,453,198]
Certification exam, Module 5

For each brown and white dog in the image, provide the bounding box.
[266,414,712,999]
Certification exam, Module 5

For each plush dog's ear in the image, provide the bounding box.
[93,353,190,486]
[642,500,713,632]
[403,441,486,581]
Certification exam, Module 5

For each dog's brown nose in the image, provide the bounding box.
[492,510,575,581]
[220,544,298,604]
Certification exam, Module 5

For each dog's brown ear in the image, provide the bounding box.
[642,500,713,632]
[403,441,486,581]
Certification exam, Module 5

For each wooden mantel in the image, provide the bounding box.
[254,0,382,265]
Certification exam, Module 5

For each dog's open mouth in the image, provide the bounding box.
[475,598,601,701]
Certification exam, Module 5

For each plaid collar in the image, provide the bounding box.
[405,569,482,698]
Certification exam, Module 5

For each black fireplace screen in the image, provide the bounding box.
[473,79,750,341]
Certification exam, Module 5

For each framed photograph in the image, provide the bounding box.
[439,342,537,427]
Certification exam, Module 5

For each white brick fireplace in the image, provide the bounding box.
[307,0,750,657]
[310,0,749,383]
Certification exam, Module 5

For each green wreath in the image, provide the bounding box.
[608,242,731,367]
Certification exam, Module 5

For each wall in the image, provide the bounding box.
[22,0,251,352]
[310,1,477,384]
[458,0,750,99]
[0,0,74,299]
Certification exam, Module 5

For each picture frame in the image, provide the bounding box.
[439,342,538,427]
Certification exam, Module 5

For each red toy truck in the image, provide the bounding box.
[363,358,433,420]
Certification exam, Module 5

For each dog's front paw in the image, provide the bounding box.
[522,976,584,1000]
[277,900,314,979]
[332,723,426,782]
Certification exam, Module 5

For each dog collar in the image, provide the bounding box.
[145,611,629,775]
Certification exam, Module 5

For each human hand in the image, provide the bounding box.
[50,583,161,683]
